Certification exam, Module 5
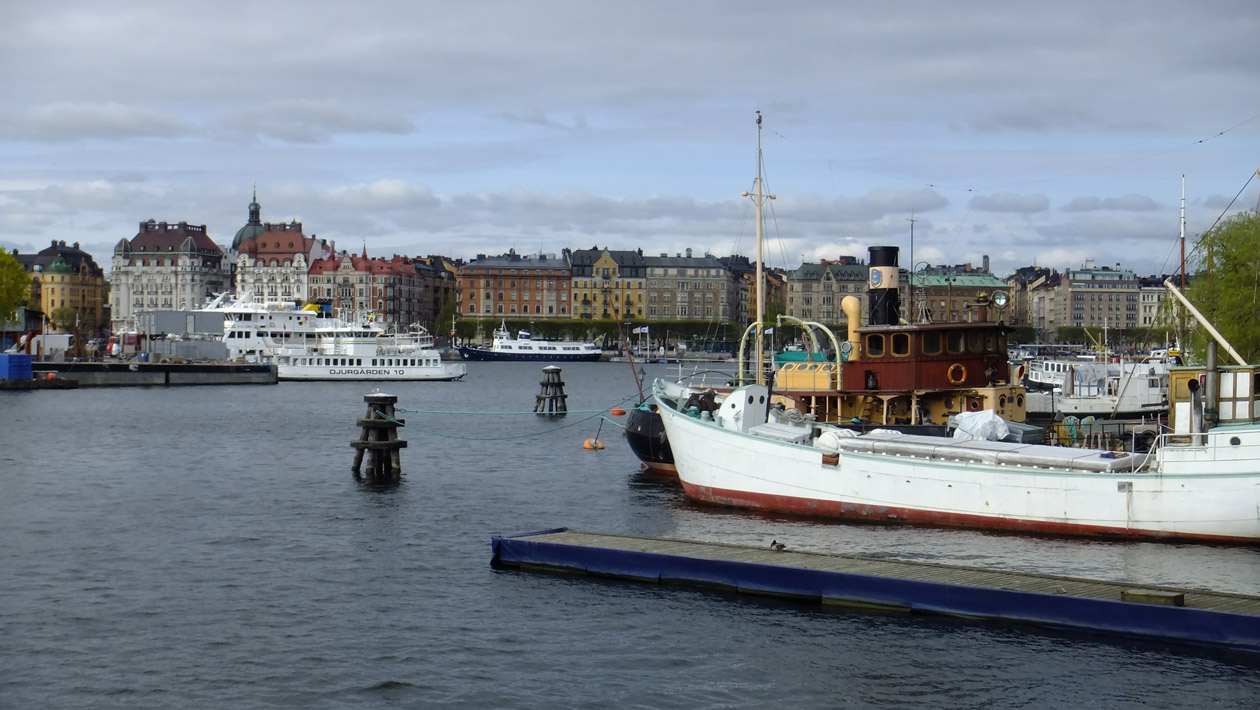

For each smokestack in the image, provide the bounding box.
[867,246,900,326]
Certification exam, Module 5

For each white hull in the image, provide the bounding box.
[657,382,1260,542]
[278,362,466,381]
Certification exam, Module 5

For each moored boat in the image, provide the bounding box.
[203,293,466,381]
[656,288,1260,543]
[458,321,602,362]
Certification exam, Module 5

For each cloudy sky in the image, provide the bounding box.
[2,1,1258,278]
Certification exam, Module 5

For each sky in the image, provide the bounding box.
[2,1,1258,279]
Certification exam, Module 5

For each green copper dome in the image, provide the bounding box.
[231,187,265,250]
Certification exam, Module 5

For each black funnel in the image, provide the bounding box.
[867,246,900,326]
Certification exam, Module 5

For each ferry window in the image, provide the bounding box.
[866,334,885,357]
[892,332,910,356]
[967,331,983,353]
[922,331,941,355]
[984,333,996,352]
[947,331,965,354]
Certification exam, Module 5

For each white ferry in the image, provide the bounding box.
[458,321,602,362]
[201,293,466,381]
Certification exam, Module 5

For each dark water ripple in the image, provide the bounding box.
[3,361,1260,709]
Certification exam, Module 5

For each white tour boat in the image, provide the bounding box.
[201,293,467,382]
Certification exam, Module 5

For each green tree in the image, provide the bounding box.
[50,306,81,332]
[1185,209,1260,362]
[0,249,30,325]
[435,295,458,343]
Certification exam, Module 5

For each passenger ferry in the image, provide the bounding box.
[458,321,602,362]
[201,293,466,381]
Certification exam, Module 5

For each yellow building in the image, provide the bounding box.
[20,240,107,335]
[566,247,646,320]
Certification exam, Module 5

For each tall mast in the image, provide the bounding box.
[742,112,777,385]
[1179,175,1186,352]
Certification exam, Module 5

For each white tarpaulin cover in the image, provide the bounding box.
[951,410,1010,441]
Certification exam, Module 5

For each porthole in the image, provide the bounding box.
[1231,436,1242,446]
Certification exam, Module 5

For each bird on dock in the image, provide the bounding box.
[770,540,786,551]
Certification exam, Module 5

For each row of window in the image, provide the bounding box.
[864,329,1005,358]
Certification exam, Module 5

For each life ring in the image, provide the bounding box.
[947,363,967,385]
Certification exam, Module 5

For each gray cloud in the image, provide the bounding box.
[1,102,193,142]
[968,193,1051,214]
[1061,195,1161,212]
[219,100,414,144]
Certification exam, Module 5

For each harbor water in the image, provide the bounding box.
[3,360,1260,708]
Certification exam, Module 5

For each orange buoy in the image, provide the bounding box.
[45,372,55,380]
[610,407,627,416]
[583,438,605,450]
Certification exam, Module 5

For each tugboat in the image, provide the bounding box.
[626,245,1030,473]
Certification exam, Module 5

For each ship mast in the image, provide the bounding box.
[743,112,775,385]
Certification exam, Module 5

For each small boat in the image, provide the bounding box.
[656,283,1260,544]
[203,293,467,381]
[1025,359,1170,420]
[458,321,602,362]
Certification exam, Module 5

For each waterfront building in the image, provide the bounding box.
[229,190,332,304]
[14,240,107,334]
[457,249,572,319]
[1058,259,1140,330]
[307,249,449,329]
[566,247,646,320]
[785,257,870,326]
[110,220,229,332]
[1003,266,1056,327]
[642,249,738,321]
[910,272,1008,323]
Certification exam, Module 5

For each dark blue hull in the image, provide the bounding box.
[458,346,602,362]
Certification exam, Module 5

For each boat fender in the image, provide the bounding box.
[947,363,967,385]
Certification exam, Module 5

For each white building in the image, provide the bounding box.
[110,220,230,331]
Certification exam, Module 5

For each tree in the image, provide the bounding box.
[435,295,458,344]
[50,306,81,332]
[1185,209,1260,362]
[0,249,30,325]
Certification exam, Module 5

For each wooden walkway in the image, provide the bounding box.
[492,529,1260,652]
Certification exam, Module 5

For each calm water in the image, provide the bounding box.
[3,361,1260,709]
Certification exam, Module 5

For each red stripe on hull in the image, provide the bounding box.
[679,481,1253,544]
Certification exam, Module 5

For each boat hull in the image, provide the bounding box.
[278,362,467,381]
[458,346,601,362]
[656,391,1260,543]
[624,405,676,474]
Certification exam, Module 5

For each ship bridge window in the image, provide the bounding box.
[866,334,885,357]
[947,331,965,354]
[892,332,910,356]
[967,331,983,353]
[922,331,942,355]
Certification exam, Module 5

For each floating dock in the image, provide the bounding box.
[492,529,1260,654]
[31,362,277,387]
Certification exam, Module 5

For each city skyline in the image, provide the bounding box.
[2,2,1258,278]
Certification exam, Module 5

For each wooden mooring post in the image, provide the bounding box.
[534,365,568,415]
[351,392,408,479]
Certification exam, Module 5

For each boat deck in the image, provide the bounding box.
[492,529,1260,653]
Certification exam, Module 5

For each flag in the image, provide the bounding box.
[765,327,774,334]
[632,327,642,334]
[641,325,649,333]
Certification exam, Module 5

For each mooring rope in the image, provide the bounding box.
[387,391,643,442]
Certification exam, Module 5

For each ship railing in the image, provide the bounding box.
[1156,428,1260,460]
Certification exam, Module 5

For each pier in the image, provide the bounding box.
[30,361,277,386]
[492,529,1260,654]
